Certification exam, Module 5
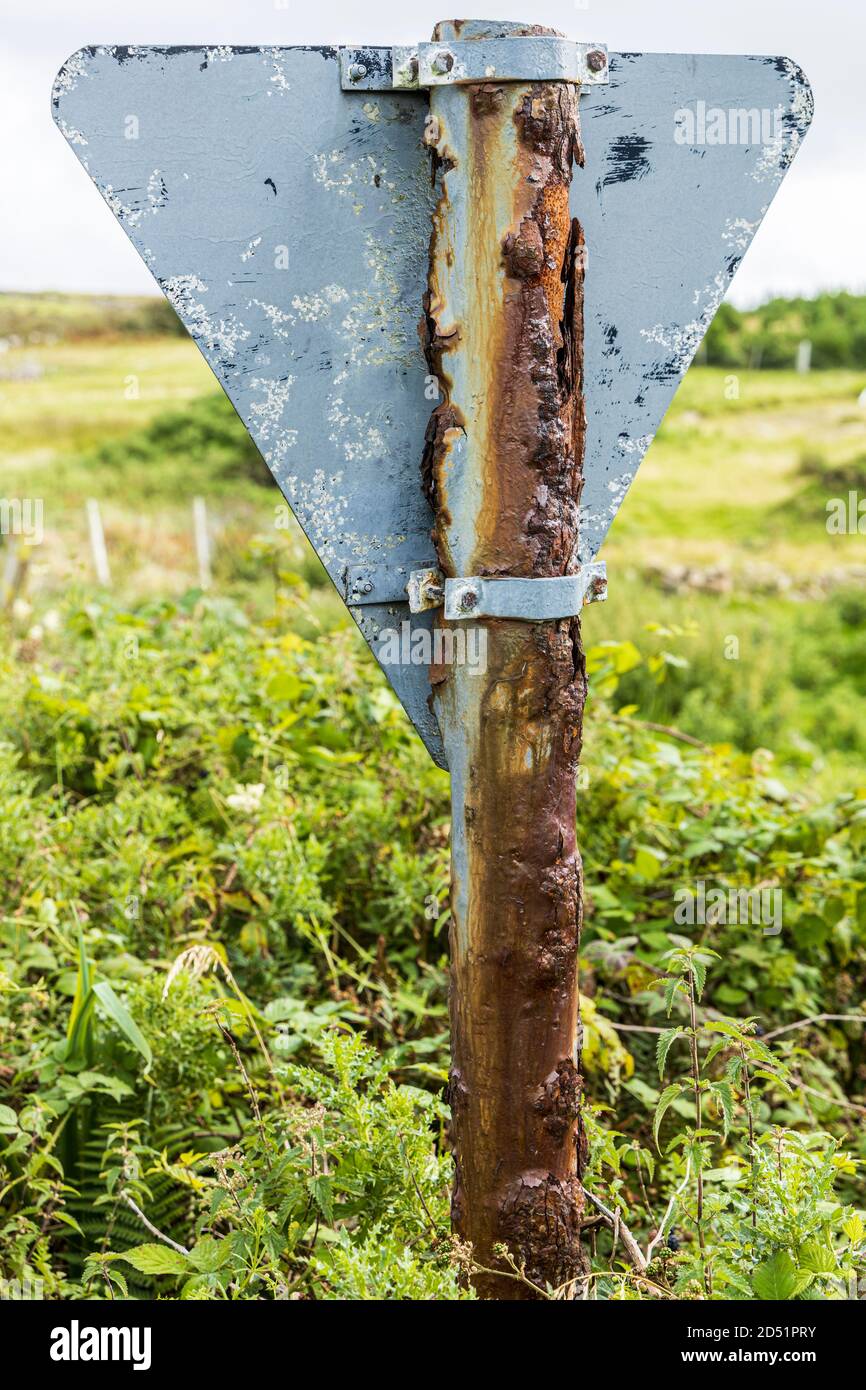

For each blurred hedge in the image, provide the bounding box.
[705,292,866,370]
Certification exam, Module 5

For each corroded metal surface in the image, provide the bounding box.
[52,45,812,765]
[422,20,590,1298]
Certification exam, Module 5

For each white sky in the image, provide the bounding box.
[1,0,863,308]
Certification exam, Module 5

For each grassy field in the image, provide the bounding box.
[602,365,866,573]
[594,365,866,793]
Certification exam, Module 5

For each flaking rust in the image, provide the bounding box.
[422,21,589,1298]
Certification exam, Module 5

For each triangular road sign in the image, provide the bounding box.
[53,42,812,766]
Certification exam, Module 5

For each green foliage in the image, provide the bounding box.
[3,297,865,1300]
[797,445,866,496]
[580,639,866,1043]
[750,1251,805,1301]
[314,1228,469,1300]
[706,1130,864,1301]
[123,974,225,1111]
[77,393,273,498]
[598,598,866,773]
[1,593,864,1300]
[586,955,863,1302]
[704,291,866,370]
[85,1031,467,1301]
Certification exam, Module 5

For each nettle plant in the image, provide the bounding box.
[647,946,864,1299]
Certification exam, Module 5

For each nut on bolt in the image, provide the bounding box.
[587,49,607,73]
[347,62,368,83]
[431,50,455,76]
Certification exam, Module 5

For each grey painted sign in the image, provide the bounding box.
[52,44,812,766]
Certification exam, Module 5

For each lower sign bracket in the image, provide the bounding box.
[407,565,608,619]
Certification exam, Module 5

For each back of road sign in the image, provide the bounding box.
[53,44,812,767]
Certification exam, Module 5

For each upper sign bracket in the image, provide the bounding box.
[340,38,609,91]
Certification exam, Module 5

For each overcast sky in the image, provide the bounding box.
[1,0,862,307]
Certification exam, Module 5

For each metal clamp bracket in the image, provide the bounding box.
[340,39,609,91]
[406,565,607,618]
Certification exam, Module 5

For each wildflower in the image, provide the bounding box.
[226,782,265,814]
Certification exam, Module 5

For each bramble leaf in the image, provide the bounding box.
[752,1251,797,1300]
[115,1243,189,1275]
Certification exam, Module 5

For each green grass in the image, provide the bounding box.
[0,337,214,462]
[603,367,866,571]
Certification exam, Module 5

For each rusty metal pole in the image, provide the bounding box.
[421,21,589,1299]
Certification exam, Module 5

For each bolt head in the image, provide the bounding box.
[587,50,607,74]
[431,50,455,76]
[459,589,477,613]
[348,62,368,83]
